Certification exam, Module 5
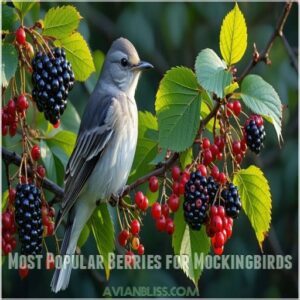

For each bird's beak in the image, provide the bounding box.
[132,61,154,71]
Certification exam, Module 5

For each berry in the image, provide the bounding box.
[137,244,144,255]
[53,120,60,128]
[118,230,129,247]
[149,176,159,193]
[214,231,225,248]
[31,48,75,124]
[209,205,218,217]
[210,215,223,232]
[17,95,29,111]
[218,172,227,184]
[197,164,207,177]
[165,218,175,235]
[9,188,16,204]
[244,115,266,154]
[202,138,210,149]
[211,166,219,180]
[213,246,224,256]
[2,212,12,229]
[203,149,213,165]
[232,100,242,116]
[16,27,26,45]
[19,264,29,279]
[167,194,180,212]
[217,206,225,218]
[151,202,161,219]
[156,215,166,232]
[171,166,181,181]
[161,203,170,217]
[131,236,140,250]
[31,145,41,161]
[46,221,54,236]
[226,225,233,238]
[216,152,223,160]
[37,165,46,178]
[140,196,149,211]
[7,99,16,115]
[210,144,219,157]
[226,102,234,117]
[214,136,225,152]
[125,251,135,267]
[130,219,140,235]
[172,181,180,195]
[15,183,43,255]
[221,183,241,219]
[135,191,145,208]
[232,141,241,155]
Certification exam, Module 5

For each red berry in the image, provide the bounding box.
[226,102,234,117]
[211,165,219,180]
[137,244,144,255]
[130,219,140,235]
[156,215,166,232]
[209,205,218,217]
[49,206,56,218]
[16,27,26,45]
[135,191,145,208]
[118,230,129,246]
[197,164,207,176]
[241,139,247,152]
[167,194,180,212]
[149,176,159,193]
[11,238,17,250]
[3,243,12,255]
[218,172,227,184]
[203,149,213,165]
[140,196,149,211]
[2,111,8,126]
[2,125,8,136]
[216,152,223,160]
[7,99,16,115]
[2,212,12,230]
[210,144,219,157]
[235,154,243,164]
[17,95,29,111]
[214,231,225,248]
[172,181,180,195]
[46,253,55,270]
[9,123,17,137]
[165,218,175,235]
[37,165,46,178]
[171,166,181,181]
[227,217,233,226]
[206,225,215,237]
[217,206,225,218]
[214,136,225,152]
[178,183,185,195]
[151,202,161,219]
[232,141,241,155]
[181,170,190,182]
[232,100,241,116]
[226,225,232,238]
[202,138,210,149]
[3,232,12,242]
[125,251,135,267]
[19,264,29,279]
[31,145,41,161]
[46,222,54,236]
[9,188,16,204]
[222,229,228,242]
[211,215,223,232]
[214,246,224,256]
[53,120,60,128]
[161,203,169,217]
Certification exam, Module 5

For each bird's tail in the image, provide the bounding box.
[50,201,94,293]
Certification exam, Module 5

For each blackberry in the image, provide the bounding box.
[15,183,43,255]
[207,176,219,203]
[183,171,210,230]
[31,48,75,124]
[244,115,266,154]
[221,183,241,219]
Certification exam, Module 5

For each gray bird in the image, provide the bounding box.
[51,37,153,293]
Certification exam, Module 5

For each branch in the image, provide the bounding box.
[239,2,294,81]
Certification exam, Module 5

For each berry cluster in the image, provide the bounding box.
[231,139,247,164]
[2,210,17,255]
[244,115,266,154]
[201,137,225,165]
[221,183,242,219]
[226,100,242,117]
[206,205,233,255]
[31,48,75,125]
[2,96,29,137]
[15,183,43,255]
[42,204,55,237]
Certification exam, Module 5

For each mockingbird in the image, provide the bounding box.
[51,37,153,293]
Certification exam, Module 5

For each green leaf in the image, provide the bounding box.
[180,148,193,169]
[200,101,219,133]
[195,49,233,98]
[47,130,76,157]
[40,140,57,182]
[12,1,36,18]
[224,82,239,96]
[241,75,282,142]
[89,203,115,279]
[219,3,247,65]
[60,100,81,133]
[2,5,18,31]
[233,165,272,251]
[54,32,95,81]
[43,5,82,39]
[2,190,8,212]
[2,44,18,87]
[129,111,158,183]
[78,225,90,248]
[155,67,201,152]
[172,203,210,286]
[146,187,159,206]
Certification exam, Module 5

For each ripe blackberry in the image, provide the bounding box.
[31,48,75,124]
[221,183,241,219]
[183,171,210,230]
[243,115,266,154]
[15,183,43,255]
[207,176,219,203]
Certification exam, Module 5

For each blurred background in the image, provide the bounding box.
[2,2,298,298]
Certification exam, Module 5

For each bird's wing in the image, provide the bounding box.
[56,93,119,228]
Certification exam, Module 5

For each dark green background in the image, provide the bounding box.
[2,2,298,298]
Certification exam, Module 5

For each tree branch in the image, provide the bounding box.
[239,2,294,81]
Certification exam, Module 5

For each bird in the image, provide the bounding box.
[50,37,153,293]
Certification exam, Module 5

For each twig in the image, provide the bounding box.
[239,2,294,81]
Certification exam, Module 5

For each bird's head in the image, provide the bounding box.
[101,37,153,97]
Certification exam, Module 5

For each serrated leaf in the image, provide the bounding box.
[224,82,239,96]
[241,75,282,142]
[156,67,201,152]
[12,1,35,18]
[43,5,82,39]
[129,111,158,183]
[89,203,115,279]
[233,165,272,251]
[2,5,18,31]
[78,225,90,248]
[2,44,18,87]
[54,32,95,81]
[172,203,210,286]
[220,3,247,65]
[195,49,233,98]
[180,148,193,169]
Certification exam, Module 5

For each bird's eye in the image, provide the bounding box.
[121,58,128,67]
